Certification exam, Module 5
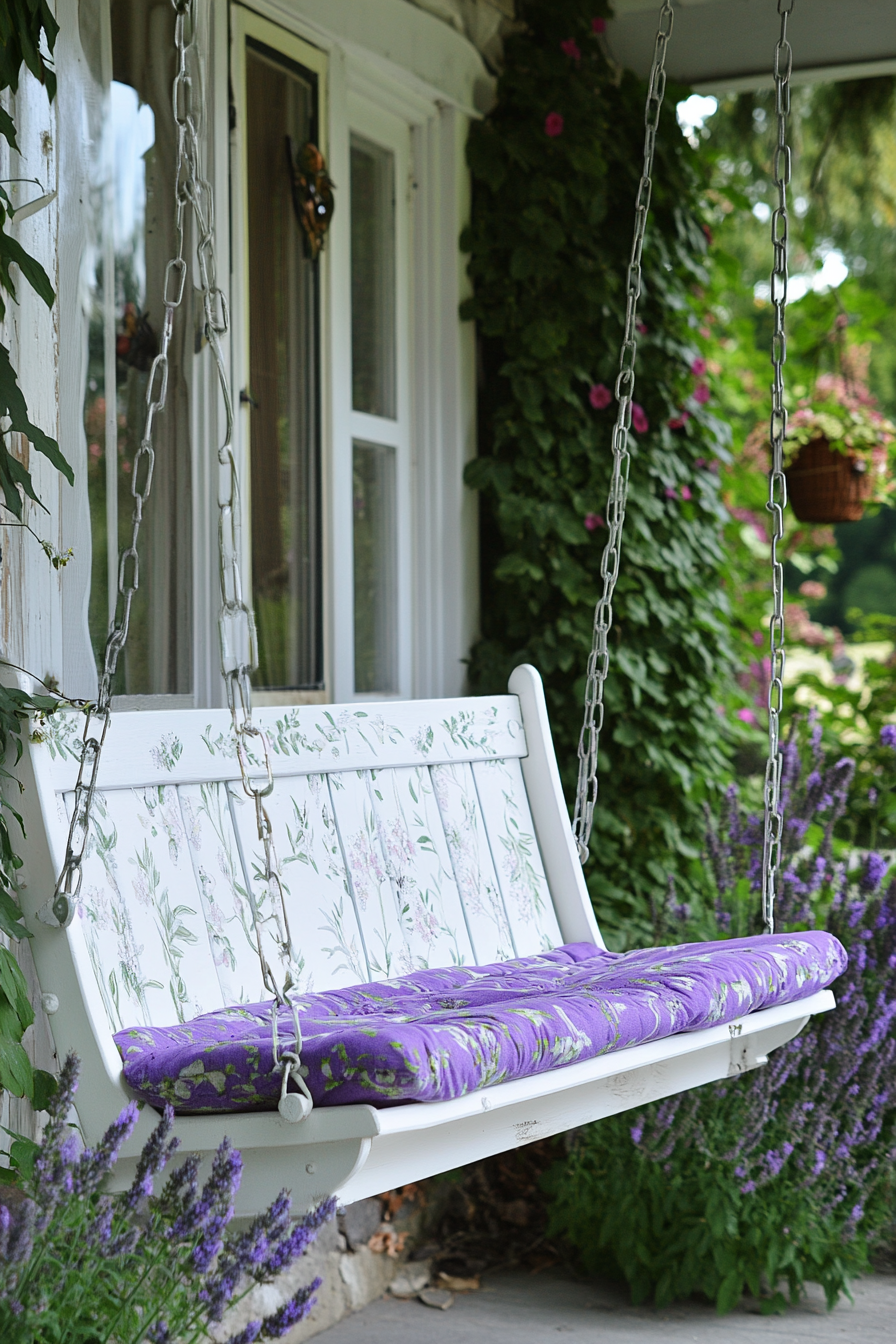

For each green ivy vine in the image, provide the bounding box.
[462,0,739,946]
[0,0,71,1111]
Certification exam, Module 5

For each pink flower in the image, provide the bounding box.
[752,631,765,647]
[584,513,604,532]
[545,112,565,138]
[669,412,691,430]
[699,325,711,339]
[695,456,707,467]
[637,321,648,335]
[690,357,707,376]
[693,382,711,404]
[680,485,692,501]
[560,38,581,61]
[589,382,612,409]
[664,487,678,500]
[592,17,607,34]
[799,580,827,600]
[89,442,101,460]
[737,708,759,726]
[631,403,649,434]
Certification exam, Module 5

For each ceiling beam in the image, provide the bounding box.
[607,0,896,92]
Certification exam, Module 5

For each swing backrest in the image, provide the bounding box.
[20,665,600,1104]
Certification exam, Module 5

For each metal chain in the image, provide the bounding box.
[762,0,794,935]
[572,1,675,863]
[52,0,311,1118]
[50,5,192,926]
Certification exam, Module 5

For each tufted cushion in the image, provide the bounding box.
[114,932,846,1113]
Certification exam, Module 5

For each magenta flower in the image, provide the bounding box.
[637,321,648,335]
[631,403,649,433]
[690,357,707,376]
[584,513,604,532]
[592,17,607,34]
[664,487,678,500]
[669,412,690,430]
[737,708,759,726]
[589,382,612,409]
[693,382,711,404]
[695,456,707,467]
[680,485,692,501]
[545,112,564,138]
[560,38,581,61]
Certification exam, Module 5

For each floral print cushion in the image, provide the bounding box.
[114,932,846,1113]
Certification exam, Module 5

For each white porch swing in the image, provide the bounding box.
[13,0,840,1217]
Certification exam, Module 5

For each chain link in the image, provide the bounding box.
[762,0,794,936]
[52,3,311,1115]
[572,1,675,863]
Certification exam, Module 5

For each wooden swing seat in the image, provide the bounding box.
[15,665,837,1214]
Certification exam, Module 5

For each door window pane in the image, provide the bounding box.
[84,0,193,696]
[350,136,396,419]
[246,41,323,690]
[353,441,397,694]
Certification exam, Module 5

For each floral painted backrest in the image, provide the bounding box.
[35,692,575,1037]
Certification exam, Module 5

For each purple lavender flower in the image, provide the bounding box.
[880,724,896,749]
[73,1102,139,1196]
[123,1104,179,1210]
[259,1279,322,1338]
[860,853,888,895]
[224,1325,262,1344]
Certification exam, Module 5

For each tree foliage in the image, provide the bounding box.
[462,0,739,945]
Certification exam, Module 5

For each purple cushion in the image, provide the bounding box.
[114,933,846,1113]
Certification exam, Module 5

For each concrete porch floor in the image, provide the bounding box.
[315,1267,895,1342]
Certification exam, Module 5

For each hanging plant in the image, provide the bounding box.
[745,351,896,524]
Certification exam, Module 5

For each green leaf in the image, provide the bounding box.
[0,1034,33,1098]
[0,340,73,518]
[0,946,33,1032]
[0,889,29,941]
[8,1134,39,1178]
[0,230,54,306]
[0,106,17,150]
[31,1067,58,1111]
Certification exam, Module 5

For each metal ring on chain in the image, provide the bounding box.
[572,1,676,864]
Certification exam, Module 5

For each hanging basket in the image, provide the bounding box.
[784,437,875,524]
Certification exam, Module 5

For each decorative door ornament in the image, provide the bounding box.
[286,138,335,260]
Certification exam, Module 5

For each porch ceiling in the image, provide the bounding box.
[608,0,896,92]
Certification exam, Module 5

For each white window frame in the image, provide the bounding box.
[338,97,413,702]
[213,2,478,709]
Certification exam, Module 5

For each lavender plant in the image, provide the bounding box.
[547,719,896,1312]
[0,1054,336,1343]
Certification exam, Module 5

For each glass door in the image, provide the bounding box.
[233,13,327,694]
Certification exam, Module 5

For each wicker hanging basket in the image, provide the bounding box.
[784,437,875,524]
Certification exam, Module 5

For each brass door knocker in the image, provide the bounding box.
[286,138,335,260]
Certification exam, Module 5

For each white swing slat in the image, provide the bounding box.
[13,665,834,1215]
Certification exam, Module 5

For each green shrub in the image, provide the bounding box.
[462,0,737,946]
[545,723,896,1311]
